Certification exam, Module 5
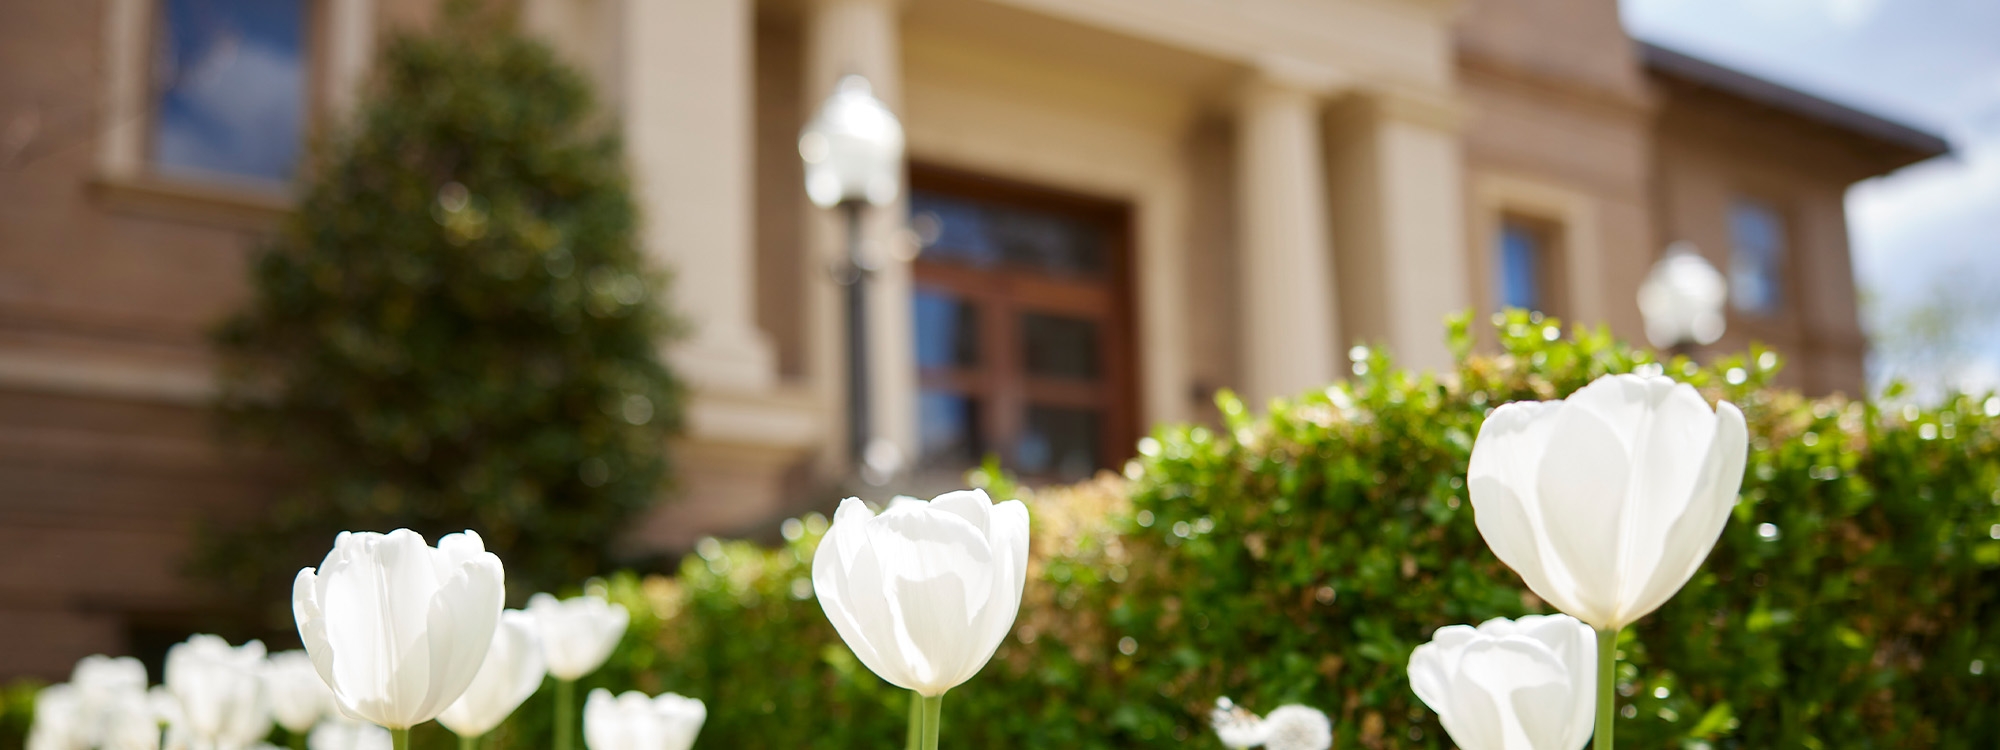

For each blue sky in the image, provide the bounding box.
[1620,0,2000,395]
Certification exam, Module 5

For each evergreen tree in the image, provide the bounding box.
[210,5,681,612]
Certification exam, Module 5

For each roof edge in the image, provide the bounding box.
[1639,41,1950,161]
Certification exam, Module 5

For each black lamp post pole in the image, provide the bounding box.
[840,200,872,469]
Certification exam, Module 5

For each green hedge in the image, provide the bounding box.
[564,313,1998,749]
[15,317,1993,749]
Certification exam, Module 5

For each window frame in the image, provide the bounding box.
[1493,211,1567,317]
[93,0,374,222]
[906,164,1140,483]
[1725,193,1792,319]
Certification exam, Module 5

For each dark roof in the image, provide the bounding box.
[1640,41,1950,160]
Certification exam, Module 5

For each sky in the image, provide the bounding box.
[1619,0,2000,397]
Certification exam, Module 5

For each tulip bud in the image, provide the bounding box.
[438,610,548,738]
[811,489,1030,696]
[1468,373,1748,630]
[292,529,506,729]
[1408,615,1597,750]
[527,593,629,681]
[262,650,332,735]
[100,691,162,750]
[26,684,84,750]
[581,689,706,750]
[164,635,271,750]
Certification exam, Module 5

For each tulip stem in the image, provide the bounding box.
[921,694,943,750]
[1595,627,1618,750]
[907,691,923,750]
[289,732,307,750]
[391,728,409,750]
[459,734,478,750]
[556,678,576,750]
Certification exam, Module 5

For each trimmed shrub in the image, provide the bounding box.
[559,313,1998,748]
[206,3,681,616]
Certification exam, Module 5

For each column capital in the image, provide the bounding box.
[1351,84,1467,132]
[1242,53,1353,98]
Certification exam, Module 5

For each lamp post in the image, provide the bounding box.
[800,75,905,480]
[1637,241,1728,360]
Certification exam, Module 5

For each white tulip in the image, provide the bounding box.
[1468,373,1747,630]
[1260,706,1332,750]
[1408,615,1597,750]
[438,610,547,738]
[305,719,392,750]
[164,635,271,750]
[812,489,1030,696]
[26,684,84,750]
[68,655,150,748]
[527,593,629,681]
[262,650,332,735]
[292,529,505,729]
[581,689,706,750]
[101,691,163,750]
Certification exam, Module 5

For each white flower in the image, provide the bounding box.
[26,684,84,750]
[164,635,271,750]
[1468,373,1748,630]
[1209,699,1331,750]
[305,718,391,750]
[292,529,505,729]
[811,489,1030,696]
[101,691,163,750]
[262,650,332,735]
[1261,705,1333,750]
[1209,697,1268,749]
[66,655,151,748]
[581,689,706,750]
[438,610,547,738]
[527,593,629,681]
[1408,615,1597,750]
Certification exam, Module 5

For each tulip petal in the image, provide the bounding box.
[1609,381,1716,610]
[1534,404,1632,627]
[869,508,993,693]
[1469,402,1581,618]
[813,499,916,690]
[1623,399,1747,624]
[1406,635,1459,720]
[927,489,995,538]
[960,499,1030,687]
[418,550,504,723]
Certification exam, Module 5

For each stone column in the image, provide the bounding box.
[624,0,777,392]
[802,0,915,473]
[1327,88,1469,373]
[323,0,375,119]
[1236,71,1341,405]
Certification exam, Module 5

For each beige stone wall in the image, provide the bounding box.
[1650,78,1877,396]
[0,0,284,676]
[1453,0,1658,347]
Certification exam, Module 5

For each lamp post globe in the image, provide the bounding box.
[800,75,905,209]
[801,75,905,483]
[1638,241,1729,354]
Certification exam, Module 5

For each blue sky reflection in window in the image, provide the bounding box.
[1497,217,1546,313]
[151,0,306,184]
[1729,197,1787,316]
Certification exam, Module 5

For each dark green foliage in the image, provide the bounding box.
[208,7,681,612]
[543,313,1997,749]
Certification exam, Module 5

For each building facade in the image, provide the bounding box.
[0,0,1943,677]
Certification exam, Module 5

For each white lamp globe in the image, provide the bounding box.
[1638,241,1729,349]
[800,75,905,208]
